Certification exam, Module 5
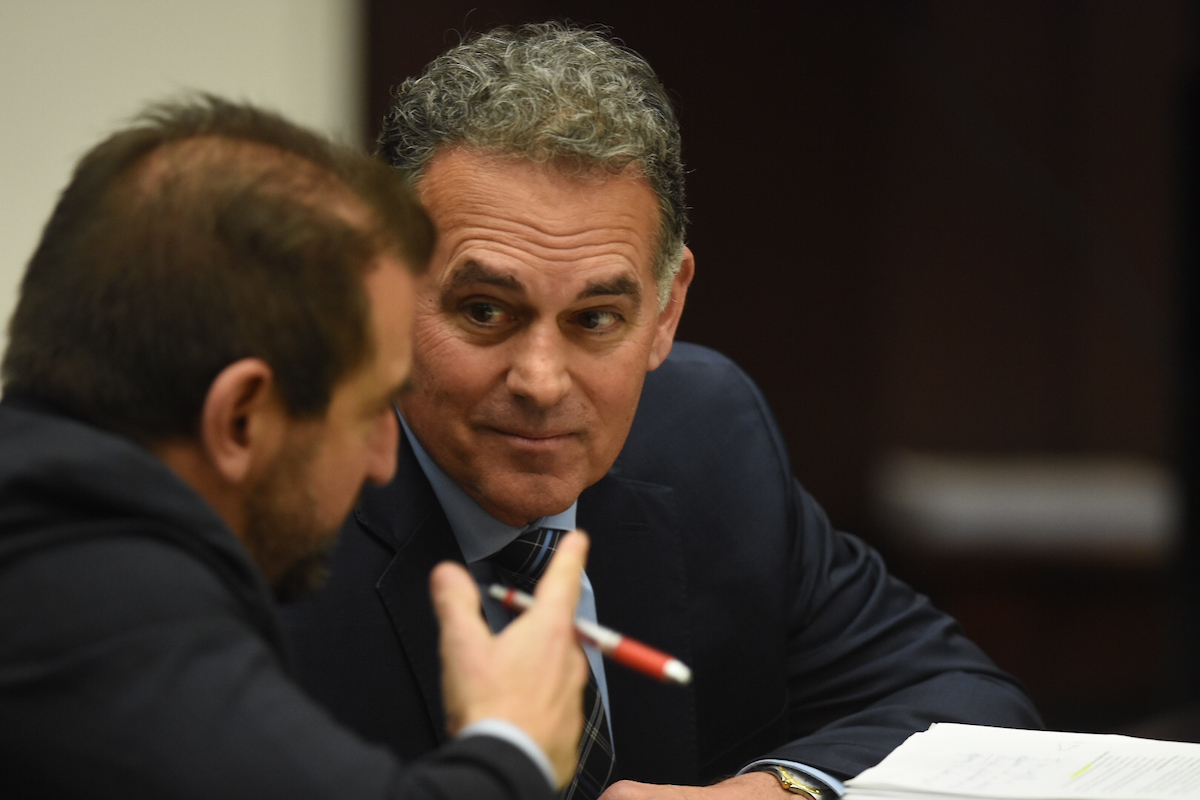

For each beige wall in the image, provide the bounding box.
[0,0,363,360]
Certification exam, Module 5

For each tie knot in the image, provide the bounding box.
[489,527,565,591]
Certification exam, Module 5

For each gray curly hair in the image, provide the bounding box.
[377,22,687,308]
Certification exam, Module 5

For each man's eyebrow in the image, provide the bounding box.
[443,260,643,309]
[578,275,642,308]
[443,261,523,295]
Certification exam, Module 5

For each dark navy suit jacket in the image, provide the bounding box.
[282,343,1041,784]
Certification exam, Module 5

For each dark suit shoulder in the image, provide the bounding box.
[618,342,792,489]
[647,342,756,390]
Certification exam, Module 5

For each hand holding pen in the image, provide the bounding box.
[432,533,592,787]
[489,584,693,685]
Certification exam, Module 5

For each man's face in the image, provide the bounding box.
[399,149,692,526]
[246,259,415,600]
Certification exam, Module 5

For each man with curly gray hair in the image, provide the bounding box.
[377,22,687,311]
[284,21,1041,800]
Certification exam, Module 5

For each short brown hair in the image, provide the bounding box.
[2,94,433,445]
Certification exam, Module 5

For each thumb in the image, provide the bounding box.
[429,561,492,736]
[430,561,489,644]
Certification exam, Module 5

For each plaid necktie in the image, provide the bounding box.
[490,527,616,800]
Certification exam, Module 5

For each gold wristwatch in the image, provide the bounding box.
[764,766,823,798]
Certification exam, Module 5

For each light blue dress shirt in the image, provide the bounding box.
[401,412,844,797]
[399,416,612,761]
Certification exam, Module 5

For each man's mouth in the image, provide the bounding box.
[485,426,577,447]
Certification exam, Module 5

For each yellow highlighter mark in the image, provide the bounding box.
[1069,763,1095,780]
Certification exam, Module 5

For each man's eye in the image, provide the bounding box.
[463,302,508,325]
[578,309,623,332]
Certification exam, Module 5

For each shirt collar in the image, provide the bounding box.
[398,410,577,564]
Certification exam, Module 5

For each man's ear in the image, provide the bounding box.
[199,358,287,486]
[647,246,695,371]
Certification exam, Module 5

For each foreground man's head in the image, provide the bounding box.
[2,95,432,599]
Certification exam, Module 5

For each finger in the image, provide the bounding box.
[532,529,589,611]
[430,561,490,640]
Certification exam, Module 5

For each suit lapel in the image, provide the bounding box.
[356,433,700,774]
[581,473,699,784]
[355,434,463,747]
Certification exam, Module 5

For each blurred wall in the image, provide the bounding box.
[0,0,364,360]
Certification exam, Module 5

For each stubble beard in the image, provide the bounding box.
[240,434,341,604]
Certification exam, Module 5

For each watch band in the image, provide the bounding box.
[764,765,824,798]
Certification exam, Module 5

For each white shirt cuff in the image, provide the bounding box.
[457,718,558,789]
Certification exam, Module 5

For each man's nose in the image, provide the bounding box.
[505,323,571,407]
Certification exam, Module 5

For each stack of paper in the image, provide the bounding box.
[846,724,1200,800]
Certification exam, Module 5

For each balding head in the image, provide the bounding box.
[3,95,433,445]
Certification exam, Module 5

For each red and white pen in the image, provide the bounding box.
[488,584,693,685]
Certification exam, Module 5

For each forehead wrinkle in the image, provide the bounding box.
[430,158,656,252]
[494,198,657,257]
[443,218,652,283]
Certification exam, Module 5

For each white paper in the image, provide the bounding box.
[846,724,1200,800]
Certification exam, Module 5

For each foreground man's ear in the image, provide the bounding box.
[200,358,288,486]
[647,246,695,371]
